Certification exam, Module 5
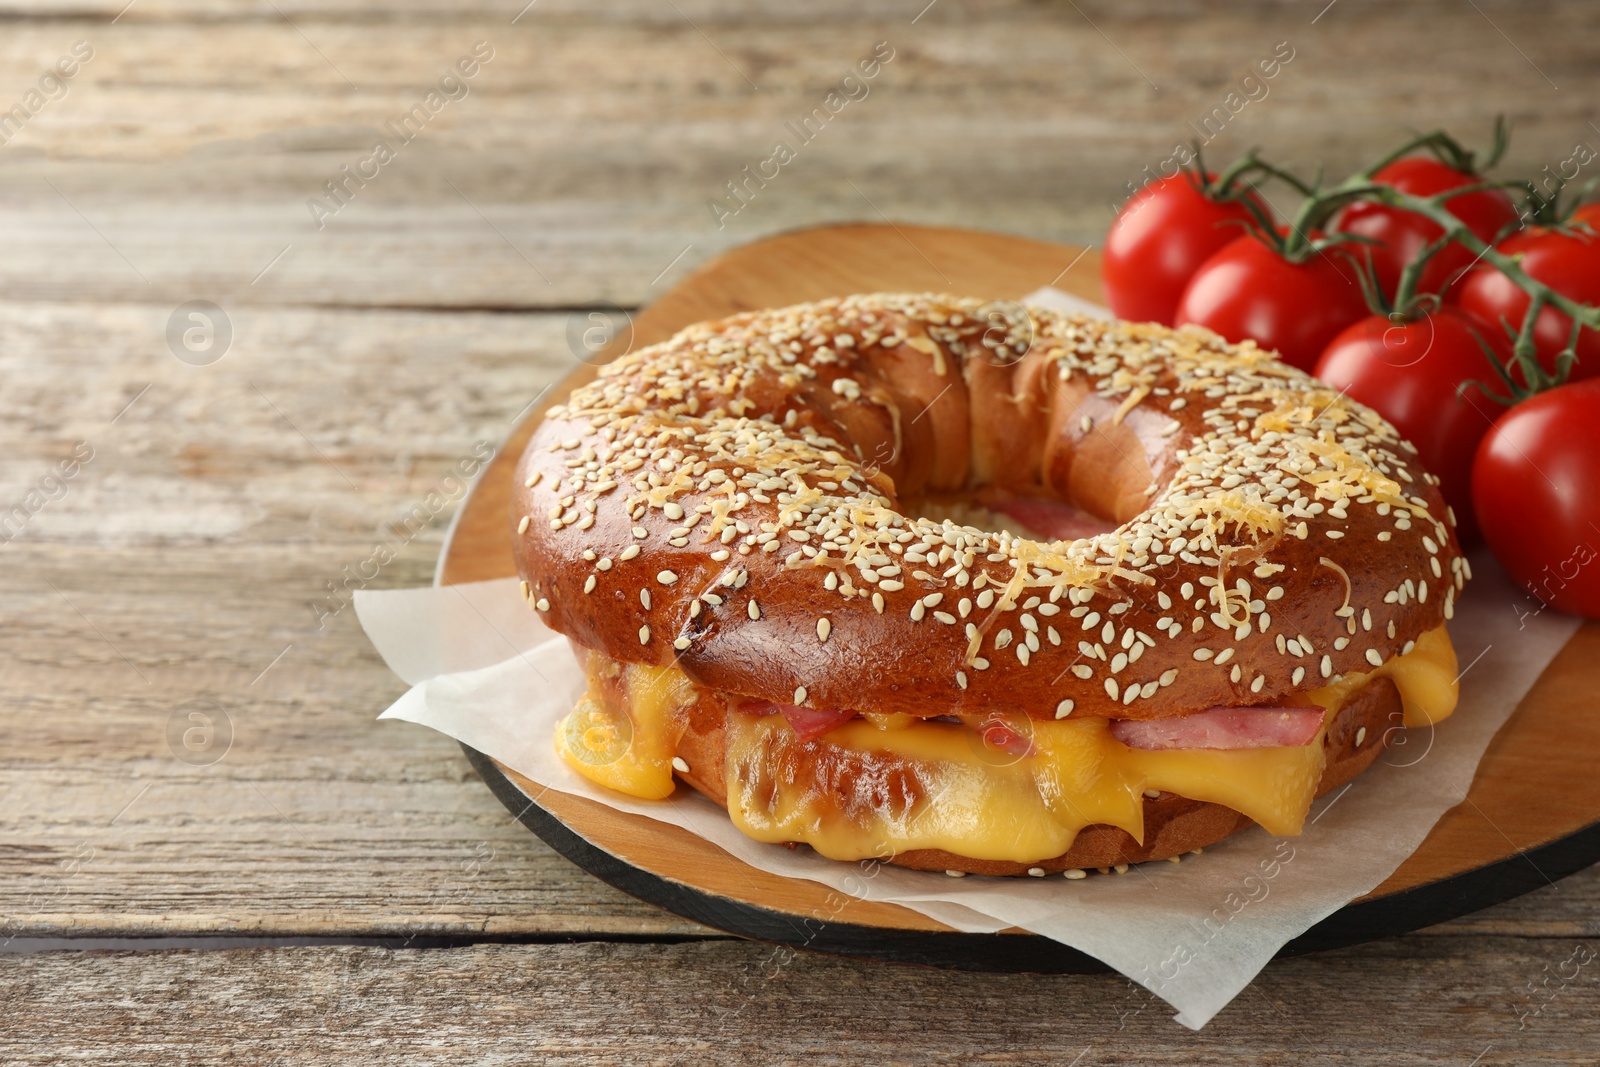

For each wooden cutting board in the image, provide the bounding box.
[438,222,1600,970]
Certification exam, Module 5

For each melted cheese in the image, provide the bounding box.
[554,662,692,800]
[1300,624,1459,728]
[553,626,1460,863]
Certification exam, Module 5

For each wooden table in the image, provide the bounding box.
[3,2,1596,1061]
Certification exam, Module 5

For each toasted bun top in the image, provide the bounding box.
[513,294,1466,720]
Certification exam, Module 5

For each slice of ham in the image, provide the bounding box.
[991,497,1117,542]
[1109,706,1325,751]
[746,702,857,742]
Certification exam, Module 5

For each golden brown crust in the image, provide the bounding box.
[512,294,1466,727]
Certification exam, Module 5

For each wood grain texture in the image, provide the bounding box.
[0,2,1594,308]
[0,304,704,937]
[3,936,1600,1065]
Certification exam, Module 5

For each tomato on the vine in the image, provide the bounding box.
[1457,220,1600,381]
[1334,157,1518,296]
[1313,305,1508,541]
[1174,234,1388,372]
[1473,378,1600,617]
[1103,173,1266,326]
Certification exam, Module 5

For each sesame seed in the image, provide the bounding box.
[748,600,761,620]
[794,686,807,704]
[1292,666,1305,685]
[1071,665,1093,680]
[584,575,597,594]
[1028,867,1047,877]
[1355,727,1367,747]
[817,618,832,642]
[671,756,690,773]
[956,671,968,690]
[657,570,678,585]
[517,515,531,535]
[1105,678,1119,699]
[638,625,651,645]
[673,636,691,650]
[1320,655,1333,678]
[1065,869,1087,880]
[946,870,967,877]
[1193,648,1213,661]
[1056,699,1074,718]
[535,598,550,612]
[1365,648,1383,667]
[640,590,651,609]
[620,545,641,561]
[632,526,648,539]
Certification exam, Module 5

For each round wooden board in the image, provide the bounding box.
[439,222,1600,971]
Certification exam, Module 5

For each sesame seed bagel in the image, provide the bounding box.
[513,293,1467,872]
[514,293,1465,722]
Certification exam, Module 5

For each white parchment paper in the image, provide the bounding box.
[357,287,1581,1029]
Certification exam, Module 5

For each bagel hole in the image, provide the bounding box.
[903,491,1118,543]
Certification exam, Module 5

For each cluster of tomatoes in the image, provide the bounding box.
[1103,141,1600,618]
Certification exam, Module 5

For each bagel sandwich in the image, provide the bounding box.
[512,294,1465,875]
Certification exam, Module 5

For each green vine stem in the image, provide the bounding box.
[1348,182,1594,398]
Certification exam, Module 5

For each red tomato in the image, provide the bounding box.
[1473,379,1600,617]
[1103,173,1266,326]
[1335,157,1519,296]
[1175,234,1386,372]
[1313,305,1510,541]
[1457,223,1600,381]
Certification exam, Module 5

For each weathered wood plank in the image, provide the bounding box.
[0,2,1591,307]
[2,936,1597,1064]
[0,301,715,936]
